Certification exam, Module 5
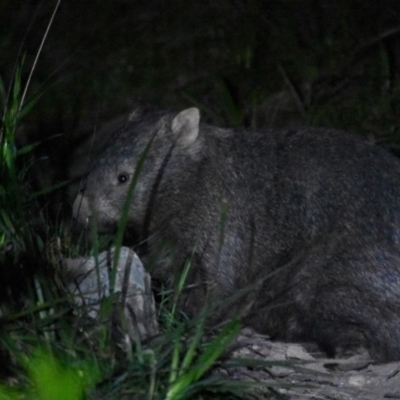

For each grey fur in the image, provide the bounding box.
[73,107,400,361]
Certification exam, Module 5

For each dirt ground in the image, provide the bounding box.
[219,329,400,399]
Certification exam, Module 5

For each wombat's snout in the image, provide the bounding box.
[72,192,91,226]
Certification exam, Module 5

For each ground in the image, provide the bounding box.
[221,329,400,399]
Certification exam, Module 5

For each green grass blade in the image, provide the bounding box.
[166,319,240,400]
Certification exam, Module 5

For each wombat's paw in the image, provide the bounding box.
[328,341,370,359]
[324,348,372,371]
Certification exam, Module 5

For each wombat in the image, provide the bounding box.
[73,107,400,361]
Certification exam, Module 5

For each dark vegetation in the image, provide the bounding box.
[2,0,400,398]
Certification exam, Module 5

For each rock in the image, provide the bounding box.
[63,246,158,345]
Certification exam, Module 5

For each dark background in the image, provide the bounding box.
[3,0,400,197]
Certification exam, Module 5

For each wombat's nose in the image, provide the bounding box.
[72,192,91,226]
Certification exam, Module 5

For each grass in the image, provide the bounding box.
[0,60,37,256]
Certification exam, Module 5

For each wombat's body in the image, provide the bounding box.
[74,107,400,361]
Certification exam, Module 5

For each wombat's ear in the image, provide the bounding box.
[171,108,200,147]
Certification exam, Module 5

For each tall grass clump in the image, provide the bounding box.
[0,0,61,263]
[0,41,105,400]
[0,61,39,262]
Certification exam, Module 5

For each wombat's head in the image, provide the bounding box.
[73,107,201,235]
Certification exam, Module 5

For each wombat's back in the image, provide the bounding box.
[205,128,400,262]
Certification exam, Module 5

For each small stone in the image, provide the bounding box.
[347,374,366,387]
[286,344,315,361]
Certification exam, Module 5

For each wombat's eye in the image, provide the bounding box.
[117,173,129,184]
